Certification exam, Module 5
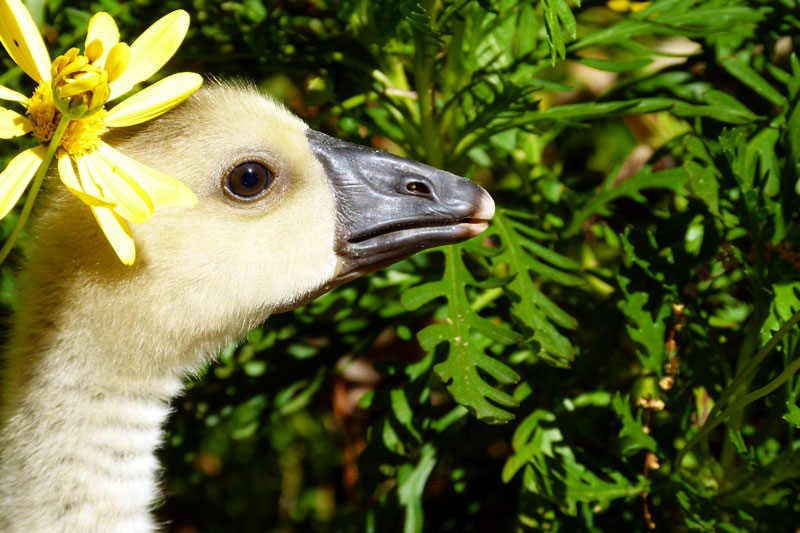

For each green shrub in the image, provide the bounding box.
[3,0,800,531]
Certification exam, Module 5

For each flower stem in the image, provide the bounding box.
[0,116,71,266]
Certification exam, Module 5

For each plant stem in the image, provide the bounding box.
[676,307,800,471]
[413,0,442,168]
[0,116,70,266]
[720,305,768,472]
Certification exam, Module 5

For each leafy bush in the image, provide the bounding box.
[3,0,800,531]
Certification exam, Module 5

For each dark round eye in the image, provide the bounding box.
[406,181,431,195]
[225,162,274,200]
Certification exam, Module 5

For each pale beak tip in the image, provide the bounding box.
[473,189,495,221]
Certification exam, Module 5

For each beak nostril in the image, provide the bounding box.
[406,181,431,195]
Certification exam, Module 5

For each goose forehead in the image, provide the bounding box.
[167,88,316,189]
[206,95,308,152]
[193,85,307,137]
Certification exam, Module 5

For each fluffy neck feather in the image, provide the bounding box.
[0,192,260,532]
[0,333,180,532]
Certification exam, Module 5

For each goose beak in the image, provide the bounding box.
[307,130,494,281]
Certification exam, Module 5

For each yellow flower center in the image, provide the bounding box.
[27,83,107,156]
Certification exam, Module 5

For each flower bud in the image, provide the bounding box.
[51,50,110,119]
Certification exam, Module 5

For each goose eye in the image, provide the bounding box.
[225,162,274,200]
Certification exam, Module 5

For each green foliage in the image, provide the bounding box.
[4,0,800,531]
[402,245,522,422]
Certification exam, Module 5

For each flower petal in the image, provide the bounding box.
[84,12,119,68]
[108,10,190,101]
[105,73,202,127]
[75,155,136,264]
[77,153,154,223]
[0,145,44,220]
[104,43,130,83]
[97,143,197,207]
[57,155,116,208]
[0,84,27,104]
[0,0,52,83]
[0,106,33,138]
[94,207,136,264]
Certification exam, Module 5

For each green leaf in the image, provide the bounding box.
[509,408,643,515]
[503,409,559,482]
[567,166,688,236]
[542,0,577,63]
[685,160,721,217]
[489,210,579,365]
[762,282,800,344]
[575,57,652,72]
[397,443,437,533]
[530,100,640,122]
[571,2,760,52]
[618,277,669,374]
[749,127,781,197]
[275,366,326,415]
[242,0,267,23]
[784,402,800,427]
[612,393,657,456]
[788,99,800,184]
[702,90,758,122]
[721,57,787,108]
[402,245,521,423]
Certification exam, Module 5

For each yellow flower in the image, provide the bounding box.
[607,0,651,13]
[0,2,201,264]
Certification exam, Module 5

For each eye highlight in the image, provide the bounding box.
[225,162,274,200]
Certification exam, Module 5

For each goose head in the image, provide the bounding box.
[27,82,493,368]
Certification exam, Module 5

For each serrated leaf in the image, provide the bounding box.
[612,392,657,456]
[762,282,800,345]
[434,330,520,421]
[526,461,640,516]
[509,408,642,515]
[404,245,521,422]
[619,279,669,374]
[490,210,578,364]
[542,0,575,63]
[503,409,558,482]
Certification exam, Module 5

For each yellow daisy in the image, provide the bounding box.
[0,1,201,264]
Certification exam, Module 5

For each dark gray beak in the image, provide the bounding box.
[307,130,494,281]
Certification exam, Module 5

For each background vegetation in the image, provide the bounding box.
[2,0,800,531]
